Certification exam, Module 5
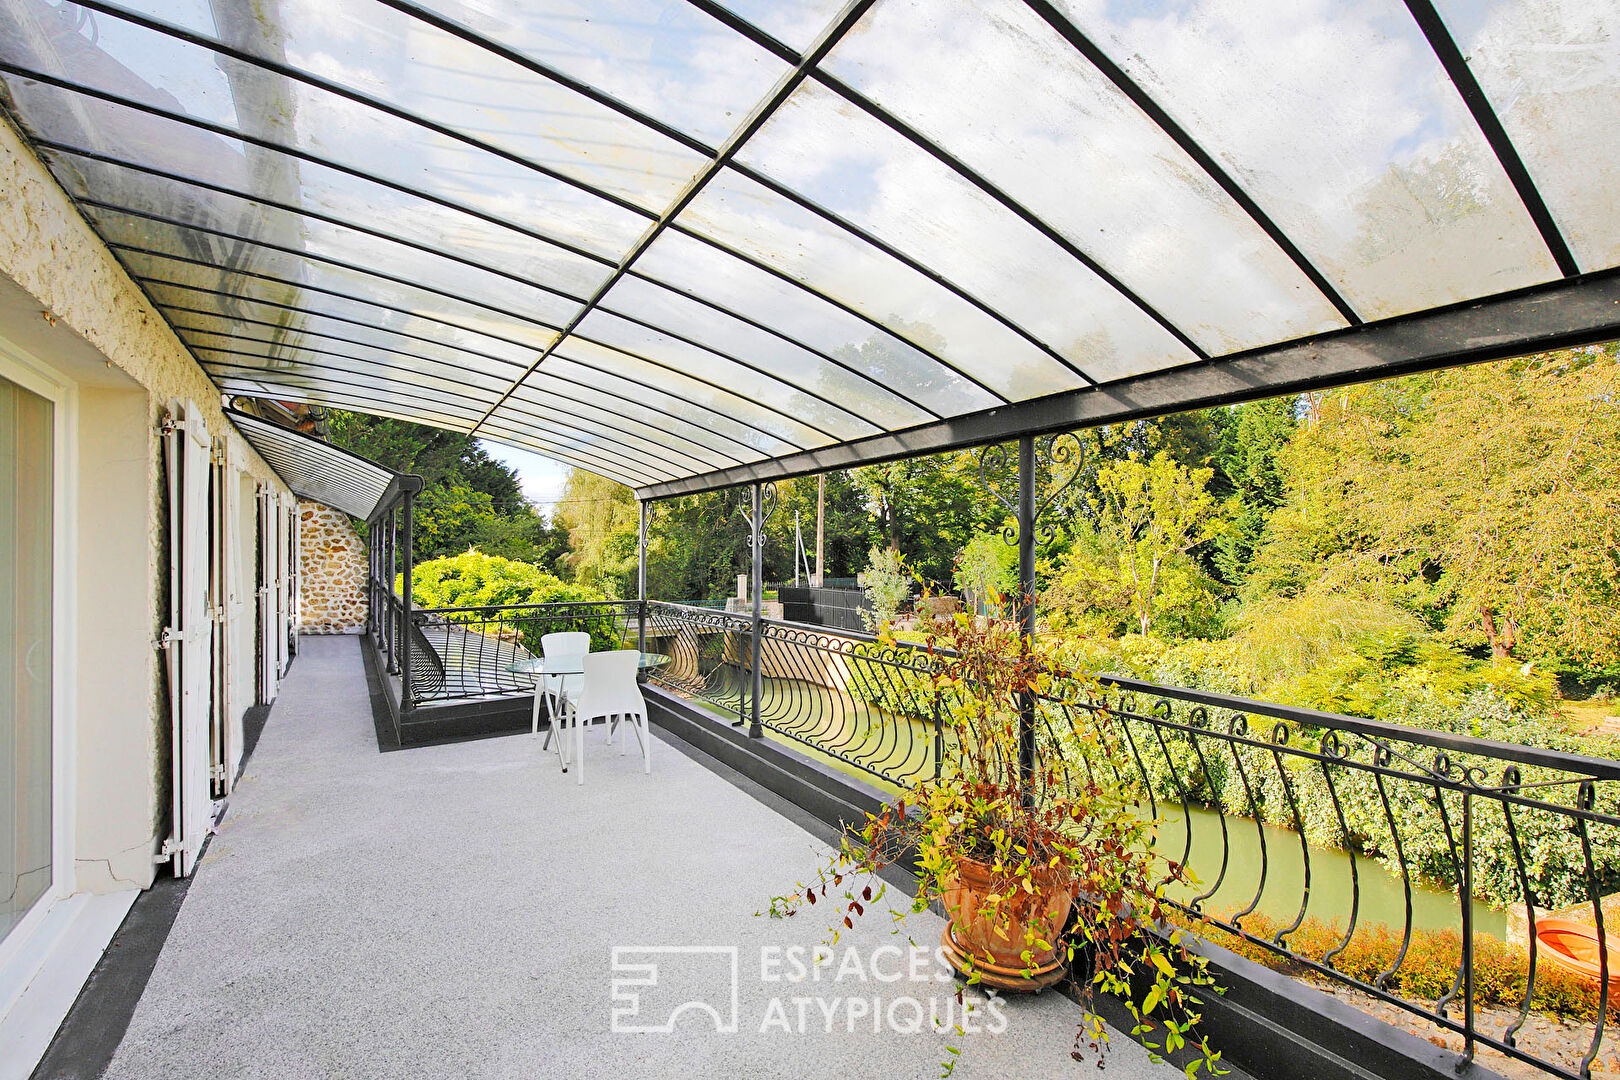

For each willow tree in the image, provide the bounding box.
[1305,346,1620,668]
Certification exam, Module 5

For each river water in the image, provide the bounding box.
[1153,802,1506,938]
[714,677,1508,940]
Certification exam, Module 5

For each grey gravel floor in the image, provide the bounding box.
[101,636,1180,1080]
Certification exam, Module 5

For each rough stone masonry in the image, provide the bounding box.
[298,500,366,634]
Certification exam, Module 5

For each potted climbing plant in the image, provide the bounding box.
[775,598,1223,1072]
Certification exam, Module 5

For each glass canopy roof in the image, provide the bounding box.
[2,0,1617,498]
[227,408,403,519]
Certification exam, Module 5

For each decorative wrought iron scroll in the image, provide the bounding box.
[737,480,779,536]
[975,432,1085,546]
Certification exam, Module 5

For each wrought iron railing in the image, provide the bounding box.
[404,600,639,703]
[636,600,1620,1079]
[1053,676,1620,1080]
[643,601,750,723]
[362,593,1620,1077]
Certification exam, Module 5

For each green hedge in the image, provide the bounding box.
[406,550,623,653]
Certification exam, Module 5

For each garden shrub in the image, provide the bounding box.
[1178,909,1617,1021]
[406,550,622,652]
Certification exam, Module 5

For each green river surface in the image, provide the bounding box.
[693,675,1506,940]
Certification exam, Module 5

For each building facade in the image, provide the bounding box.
[0,112,300,1070]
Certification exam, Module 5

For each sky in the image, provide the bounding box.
[480,441,573,517]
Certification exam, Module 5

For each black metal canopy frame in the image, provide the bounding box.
[0,0,1615,500]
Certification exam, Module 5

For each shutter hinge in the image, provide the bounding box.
[209,763,228,782]
[153,837,181,862]
[156,627,180,651]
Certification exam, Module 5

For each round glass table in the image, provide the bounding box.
[504,652,670,677]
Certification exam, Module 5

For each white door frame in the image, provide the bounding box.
[0,337,78,969]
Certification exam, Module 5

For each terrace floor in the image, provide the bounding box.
[82,636,1181,1080]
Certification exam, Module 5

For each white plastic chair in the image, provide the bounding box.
[533,632,589,754]
[568,650,650,784]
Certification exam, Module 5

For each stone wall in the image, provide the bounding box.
[298,500,367,634]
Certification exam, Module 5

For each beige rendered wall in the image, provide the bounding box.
[73,386,157,891]
[0,115,292,892]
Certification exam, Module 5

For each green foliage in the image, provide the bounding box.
[1212,397,1295,586]
[326,411,565,566]
[850,453,1001,585]
[554,471,639,598]
[326,412,468,486]
[409,550,602,610]
[857,546,912,631]
[1044,524,1222,641]
[953,530,1018,612]
[406,551,619,652]
[1089,452,1225,636]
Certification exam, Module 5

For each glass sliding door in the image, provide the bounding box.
[0,373,53,944]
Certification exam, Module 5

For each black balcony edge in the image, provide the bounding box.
[643,687,891,834]
[642,689,1510,1080]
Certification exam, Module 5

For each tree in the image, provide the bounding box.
[554,469,639,598]
[1213,396,1297,585]
[326,413,467,486]
[456,442,527,516]
[326,411,569,568]
[850,453,999,585]
[954,531,1018,612]
[1091,452,1224,636]
[1312,347,1620,666]
[857,546,911,630]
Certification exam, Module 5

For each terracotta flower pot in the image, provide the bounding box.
[940,855,1074,992]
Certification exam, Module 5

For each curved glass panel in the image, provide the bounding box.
[122,249,544,366]
[0,6,650,257]
[1433,0,1620,272]
[478,403,725,479]
[112,0,708,210]
[573,310,882,441]
[497,383,749,471]
[72,175,585,326]
[185,330,504,406]
[549,336,832,452]
[475,419,670,486]
[411,0,788,147]
[598,275,932,430]
[205,365,489,425]
[739,80,1196,383]
[527,355,801,459]
[719,0,847,51]
[91,215,560,355]
[822,0,1347,353]
[143,282,527,388]
[164,313,517,398]
[1048,0,1559,318]
[634,230,995,416]
[680,168,1082,400]
[37,98,612,297]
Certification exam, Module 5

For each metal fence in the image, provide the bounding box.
[775,586,873,633]
[369,595,1620,1078]
[404,600,639,703]
[636,601,1620,1080]
[1048,677,1620,1080]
